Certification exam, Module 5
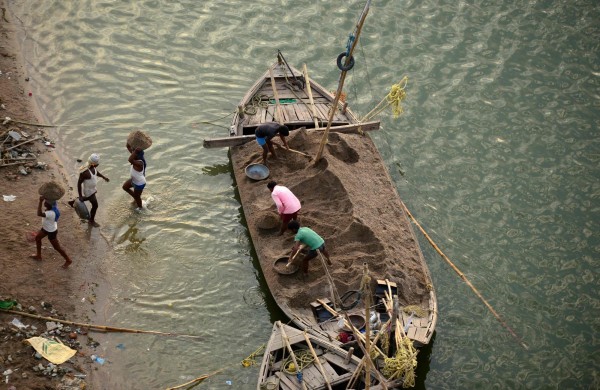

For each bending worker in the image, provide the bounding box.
[287,220,332,275]
[267,181,301,235]
[255,123,290,165]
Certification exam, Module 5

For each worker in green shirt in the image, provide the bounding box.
[287,220,332,274]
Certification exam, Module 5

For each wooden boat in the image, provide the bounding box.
[204,2,437,387]
[204,51,437,339]
[258,321,387,390]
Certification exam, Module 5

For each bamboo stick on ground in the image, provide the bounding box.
[1,309,202,339]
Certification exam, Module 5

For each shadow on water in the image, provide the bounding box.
[414,331,435,389]
[228,153,288,324]
[201,162,231,176]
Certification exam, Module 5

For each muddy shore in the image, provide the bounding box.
[0,3,111,389]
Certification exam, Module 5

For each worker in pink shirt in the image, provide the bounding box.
[267,181,301,235]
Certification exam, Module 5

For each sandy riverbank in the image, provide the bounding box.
[0,3,111,389]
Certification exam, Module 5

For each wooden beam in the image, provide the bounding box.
[202,121,380,148]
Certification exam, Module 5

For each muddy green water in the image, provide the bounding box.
[8,0,598,389]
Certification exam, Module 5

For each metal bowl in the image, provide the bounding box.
[341,314,366,332]
[273,257,299,275]
[245,164,270,181]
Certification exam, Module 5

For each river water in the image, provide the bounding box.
[8,0,598,389]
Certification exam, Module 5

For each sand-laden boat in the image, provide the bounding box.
[258,320,388,390]
[204,55,437,339]
[203,2,437,388]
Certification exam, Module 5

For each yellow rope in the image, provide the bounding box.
[282,349,314,374]
[402,305,426,318]
[241,343,266,367]
[244,94,269,116]
[361,76,408,121]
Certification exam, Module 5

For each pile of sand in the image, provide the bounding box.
[230,129,433,313]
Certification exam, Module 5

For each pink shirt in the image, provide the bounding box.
[271,185,301,215]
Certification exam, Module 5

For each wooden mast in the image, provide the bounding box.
[314,0,372,162]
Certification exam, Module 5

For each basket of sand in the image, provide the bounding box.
[127,130,153,150]
[38,181,65,201]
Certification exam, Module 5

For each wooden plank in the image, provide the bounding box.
[414,327,429,343]
[406,326,417,339]
[302,365,326,388]
[275,371,300,390]
[203,121,381,148]
[203,135,255,148]
[314,103,329,120]
[284,105,299,122]
[318,358,340,380]
[321,351,355,372]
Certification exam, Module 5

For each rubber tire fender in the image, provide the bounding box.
[336,52,355,71]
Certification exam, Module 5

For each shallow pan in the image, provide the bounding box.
[245,164,270,181]
[273,257,299,275]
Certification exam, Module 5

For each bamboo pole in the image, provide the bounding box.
[343,312,389,390]
[1,309,203,339]
[269,68,283,125]
[399,200,529,350]
[363,264,371,389]
[302,332,333,390]
[302,64,320,128]
[273,142,311,158]
[277,322,308,390]
[4,136,42,151]
[317,250,342,309]
[315,0,372,162]
[165,368,224,390]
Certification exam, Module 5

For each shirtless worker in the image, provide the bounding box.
[68,153,109,227]
[267,181,301,235]
[255,123,290,165]
[31,196,72,269]
[287,220,332,275]
[122,144,147,211]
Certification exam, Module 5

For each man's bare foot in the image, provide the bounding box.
[89,220,100,227]
[61,260,72,269]
[30,255,42,261]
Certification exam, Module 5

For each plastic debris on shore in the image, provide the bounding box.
[26,336,77,364]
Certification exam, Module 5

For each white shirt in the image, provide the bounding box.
[42,210,58,232]
[130,160,146,186]
[82,168,98,197]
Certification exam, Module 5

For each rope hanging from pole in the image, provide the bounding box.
[362,76,409,121]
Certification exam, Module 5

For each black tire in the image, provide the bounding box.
[336,52,355,71]
[339,290,362,310]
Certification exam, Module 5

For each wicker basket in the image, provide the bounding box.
[38,181,65,201]
[127,130,153,150]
